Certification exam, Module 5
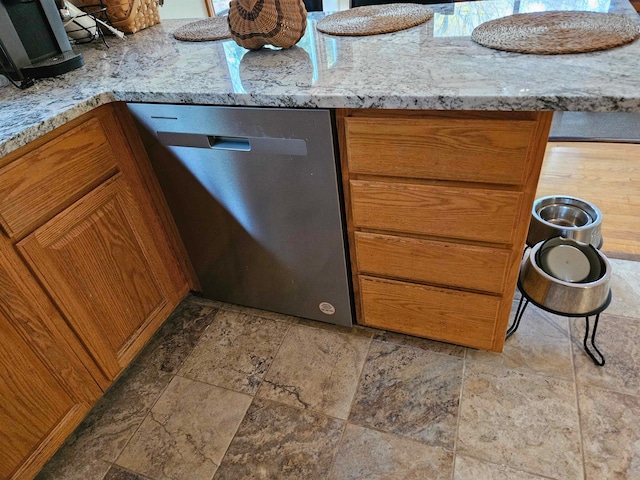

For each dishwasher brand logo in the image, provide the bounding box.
[319,302,336,315]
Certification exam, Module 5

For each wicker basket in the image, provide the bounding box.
[228,0,307,49]
[71,0,161,34]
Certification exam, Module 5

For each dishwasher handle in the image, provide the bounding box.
[157,131,250,151]
[156,131,308,156]
[208,136,251,151]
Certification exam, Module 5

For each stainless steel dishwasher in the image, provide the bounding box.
[127,104,353,327]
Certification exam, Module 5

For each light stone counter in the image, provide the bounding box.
[1,0,639,156]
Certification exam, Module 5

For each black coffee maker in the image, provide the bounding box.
[0,0,83,88]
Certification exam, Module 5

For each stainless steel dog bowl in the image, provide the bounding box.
[520,237,611,315]
[527,196,603,248]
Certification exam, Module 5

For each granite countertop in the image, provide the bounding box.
[1,0,639,156]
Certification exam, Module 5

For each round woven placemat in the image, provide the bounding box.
[316,4,433,36]
[173,17,231,42]
[471,11,640,54]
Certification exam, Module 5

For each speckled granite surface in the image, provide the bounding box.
[1,0,639,156]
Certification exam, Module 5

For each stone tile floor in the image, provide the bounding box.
[38,258,640,480]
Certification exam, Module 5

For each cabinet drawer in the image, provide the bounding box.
[344,116,535,185]
[350,180,522,244]
[359,276,499,349]
[0,117,118,238]
[355,232,510,294]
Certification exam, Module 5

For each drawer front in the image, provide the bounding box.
[0,117,118,238]
[355,232,510,294]
[344,116,535,185]
[359,276,500,349]
[350,180,522,244]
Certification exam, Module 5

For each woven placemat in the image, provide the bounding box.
[173,17,231,42]
[316,4,433,36]
[472,11,640,54]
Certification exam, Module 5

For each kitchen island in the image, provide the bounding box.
[1,1,639,477]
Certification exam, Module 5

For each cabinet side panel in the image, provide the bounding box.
[490,111,554,351]
[111,102,196,294]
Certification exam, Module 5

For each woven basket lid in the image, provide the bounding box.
[471,11,640,54]
[316,4,433,36]
[173,17,231,41]
[228,0,308,49]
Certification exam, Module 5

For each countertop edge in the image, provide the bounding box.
[3,89,640,158]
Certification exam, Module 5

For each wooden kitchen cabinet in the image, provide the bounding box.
[0,243,102,480]
[337,109,553,351]
[0,310,97,480]
[0,103,191,478]
[18,175,172,380]
[0,104,190,383]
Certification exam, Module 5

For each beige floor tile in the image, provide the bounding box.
[292,316,376,338]
[183,295,239,311]
[116,376,251,480]
[36,365,172,480]
[571,313,640,396]
[453,455,551,480]
[210,300,374,337]
[467,300,573,380]
[35,459,111,480]
[329,424,454,480]
[458,362,583,479]
[349,340,463,449]
[214,397,344,480]
[102,465,149,480]
[606,259,640,319]
[257,324,370,419]
[179,310,289,394]
[579,384,640,480]
[373,330,465,358]
[232,304,303,323]
[134,300,219,373]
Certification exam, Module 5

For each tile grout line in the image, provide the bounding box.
[107,304,225,478]
[151,307,222,386]
[570,316,589,480]
[465,350,577,384]
[324,331,374,480]
[98,461,114,480]
[108,367,176,477]
[207,309,295,476]
[154,305,226,380]
[455,452,560,480]
[251,315,294,392]
[104,463,156,480]
[209,394,255,480]
[574,379,640,400]
[450,347,469,480]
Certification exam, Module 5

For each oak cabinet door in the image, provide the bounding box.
[18,174,169,381]
[0,310,92,480]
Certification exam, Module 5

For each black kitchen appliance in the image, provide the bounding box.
[0,0,83,88]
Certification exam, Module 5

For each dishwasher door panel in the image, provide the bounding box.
[127,104,353,326]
